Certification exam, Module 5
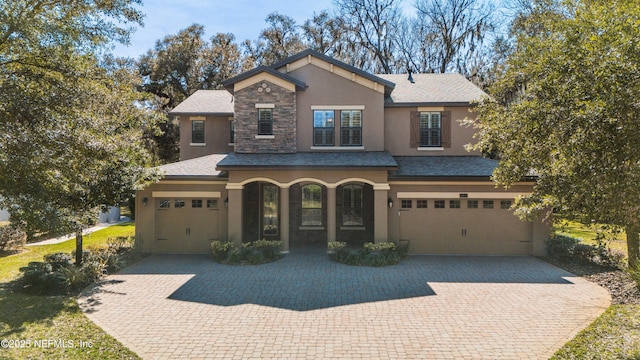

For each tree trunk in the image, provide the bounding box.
[625,222,640,269]
[75,228,83,267]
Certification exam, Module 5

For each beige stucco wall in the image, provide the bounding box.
[179,115,234,161]
[135,181,228,253]
[384,106,481,156]
[288,64,385,152]
[387,182,550,256]
[227,169,389,186]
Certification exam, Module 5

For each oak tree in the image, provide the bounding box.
[470,0,640,267]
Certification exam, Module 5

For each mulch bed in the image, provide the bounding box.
[545,258,640,305]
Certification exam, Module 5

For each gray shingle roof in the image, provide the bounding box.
[391,156,498,178]
[169,90,234,115]
[158,154,228,178]
[217,151,398,169]
[376,74,487,105]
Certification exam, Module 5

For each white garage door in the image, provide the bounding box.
[398,199,532,255]
[155,198,219,253]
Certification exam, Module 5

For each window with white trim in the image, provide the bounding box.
[192,120,205,144]
[340,110,362,146]
[313,110,335,146]
[419,112,441,147]
[258,108,273,135]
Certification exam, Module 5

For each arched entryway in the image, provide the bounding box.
[289,182,328,249]
[242,181,281,243]
[336,182,374,246]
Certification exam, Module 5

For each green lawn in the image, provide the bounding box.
[551,220,639,359]
[551,305,640,359]
[555,219,628,256]
[0,223,140,359]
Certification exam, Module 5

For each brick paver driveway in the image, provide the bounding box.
[79,250,610,359]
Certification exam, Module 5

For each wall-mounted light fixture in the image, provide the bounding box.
[142,197,148,207]
[388,198,393,208]
[224,197,229,208]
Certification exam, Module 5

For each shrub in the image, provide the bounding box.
[328,241,347,252]
[18,248,122,295]
[107,236,135,254]
[43,252,73,270]
[210,240,283,265]
[546,235,581,260]
[19,262,64,295]
[546,234,623,268]
[0,224,27,251]
[211,241,234,262]
[329,241,407,267]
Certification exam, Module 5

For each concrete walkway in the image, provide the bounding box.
[79,252,610,359]
[25,217,131,246]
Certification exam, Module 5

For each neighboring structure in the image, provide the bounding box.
[0,209,8,222]
[135,49,549,255]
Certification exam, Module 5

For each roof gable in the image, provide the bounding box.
[271,49,395,96]
[222,66,307,94]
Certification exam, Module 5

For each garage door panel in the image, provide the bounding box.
[399,200,533,255]
[154,198,219,254]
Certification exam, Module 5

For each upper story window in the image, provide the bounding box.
[258,108,273,135]
[302,184,323,226]
[313,110,335,146]
[229,119,235,144]
[419,112,441,147]
[191,120,205,144]
[341,110,362,146]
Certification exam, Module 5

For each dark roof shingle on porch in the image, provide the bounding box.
[217,151,398,169]
[390,156,498,179]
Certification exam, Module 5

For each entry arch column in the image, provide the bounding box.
[373,183,390,244]
[226,183,244,246]
[280,185,290,253]
[327,185,337,244]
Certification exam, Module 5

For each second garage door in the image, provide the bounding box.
[398,199,533,255]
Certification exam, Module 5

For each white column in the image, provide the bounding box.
[227,185,243,245]
[327,186,337,244]
[280,186,290,252]
[374,184,390,243]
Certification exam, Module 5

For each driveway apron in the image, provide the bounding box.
[79,252,610,359]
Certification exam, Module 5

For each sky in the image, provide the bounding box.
[112,0,336,58]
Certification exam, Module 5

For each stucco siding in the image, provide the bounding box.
[179,115,234,161]
[289,64,385,152]
[384,106,481,156]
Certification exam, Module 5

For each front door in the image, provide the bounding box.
[260,183,279,240]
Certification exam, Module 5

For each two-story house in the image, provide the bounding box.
[134,49,549,255]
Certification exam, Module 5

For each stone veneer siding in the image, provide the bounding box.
[233,81,297,153]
